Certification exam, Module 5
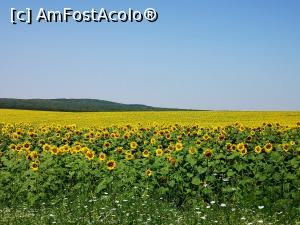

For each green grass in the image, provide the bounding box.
[1,194,299,225]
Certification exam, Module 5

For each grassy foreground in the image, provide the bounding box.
[0,194,298,225]
[1,109,300,127]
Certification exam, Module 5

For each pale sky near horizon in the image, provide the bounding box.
[0,1,299,110]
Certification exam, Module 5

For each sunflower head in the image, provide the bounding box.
[43,144,51,152]
[38,139,46,146]
[142,149,150,158]
[168,144,174,152]
[72,145,81,153]
[9,143,16,151]
[255,146,262,154]
[115,147,124,154]
[231,144,236,151]
[16,144,22,152]
[23,142,31,150]
[165,133,171,140]
[145,169,153,177]
[85,150,95,161]
[155,148,164,157]
[107,160,117,171]
[99,152,106,161]
[264,143,273,153]
[226,143,232,151]
[281,144,290,152]
[195,139,202,146]
[175,143,183,152]
[188,147,197,155]
[237,143,245,152]
[130,141,138,150]
[51,146,59,155]
[29,151,39,160]
[240,148,248,156]
[218,134,225,142]
[203,149,213,158]
[203,134,210,141]
[103,141,111,149]
[239,126,245,132]
[150,138,156,145]
[31,161,39,171]
[125,153,134,160]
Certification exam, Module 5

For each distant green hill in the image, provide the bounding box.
[0,98,187,112]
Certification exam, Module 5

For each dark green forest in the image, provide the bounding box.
[0,98,188,112]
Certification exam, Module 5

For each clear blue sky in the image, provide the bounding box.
[1,0,299,110]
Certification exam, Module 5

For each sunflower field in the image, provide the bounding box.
[0,120,300,224]
[0,121,299,210]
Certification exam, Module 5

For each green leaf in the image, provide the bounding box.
[290,158,299,168]
[285,173,297,181]
[168,180,176,187]
[227,169,235,177]
[192,177,201,185]
[187,173,193,178]
[197,167,207,174]
[186,155,197,166]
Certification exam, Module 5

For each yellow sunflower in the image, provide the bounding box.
[239,126,245,132]
[115,147,123,154]
[165,133,171,140]
[99,152,106,161]
[145,169,153,177]
[130,141,138,150]
[42,144,51,152]
[125,153,134,160]
[29,151,39,160]
[142,149,150,158]
[175,143,183,152]
[218,134,225,142]
[150,138,156,145]
[195,139,202,146]
[9,143,16,151]
[51,146,59,155]
[254,146,262,154]
[103,141,111,149]
[156,148,164,157]
[240,148,247,156]
[203,134,210,141]
[231,144,237,151]
[264,143,273,153]
[226,143,232,151]
[188,147,197,155]
[38,139,46,146]
[281,144,290,152]
[31,161,39,171]
[85,150,95,160]
[107,160,117,171]
[23,141,31,150]
[237,143,245,152]
[203,149,213,158]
